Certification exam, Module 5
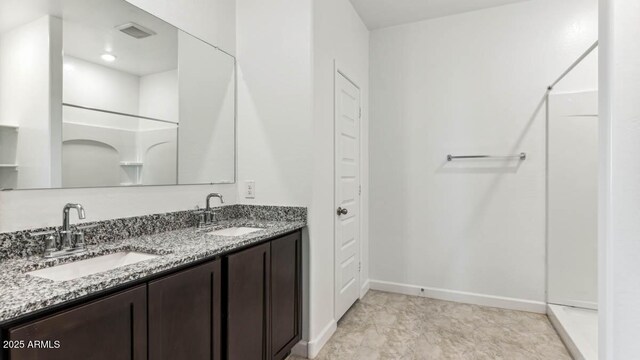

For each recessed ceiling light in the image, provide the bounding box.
[101,53,117,62]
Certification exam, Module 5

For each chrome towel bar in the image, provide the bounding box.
[447,153,527,161]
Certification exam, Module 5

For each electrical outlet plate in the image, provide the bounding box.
[245,180,255,199]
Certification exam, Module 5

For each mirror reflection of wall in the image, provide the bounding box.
[178,31,235,185]
[0,13,60,190]
[61,109,178,187]
[0,0,236,190]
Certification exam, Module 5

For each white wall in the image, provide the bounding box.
[62,134,122,188]
[138,127,178,185]
[125,0,236,56]
[178,31,235,185]
[64,56,180,128]
[0,0,237,233]
[62,57,178,187]
[63,56,140,120]
[235,1,369,357]
[139,69,179,124]
[369,0,598,310]
[0,184,236,232]
[137,72,178,185]
[235,3,313,354]
[235,0,313,206]
[308,0,369,356]
[599,0,640,357]
[0,16,61,190]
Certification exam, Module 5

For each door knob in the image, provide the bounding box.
[337,207,348,216]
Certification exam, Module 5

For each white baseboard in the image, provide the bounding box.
[360,279,370,298]
[369,279,547,314]
[291,340,308,358]
[307,320,337,359]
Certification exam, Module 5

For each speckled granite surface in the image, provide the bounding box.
[0,206,305,324]
[0,205,306,261]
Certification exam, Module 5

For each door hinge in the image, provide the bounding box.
[358,185,361,196]
[358,262,361,272]
[359,107,362,119]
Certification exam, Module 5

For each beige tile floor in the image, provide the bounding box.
[289,290,571,360]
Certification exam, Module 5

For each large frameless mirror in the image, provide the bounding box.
[0,0,236,190]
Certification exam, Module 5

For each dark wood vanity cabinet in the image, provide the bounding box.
[2,230,302,360]
[148,259,222,360]
[226,231,302,360]
[270,232,302,360]
[226,242,271,360]
[7,285,147,360]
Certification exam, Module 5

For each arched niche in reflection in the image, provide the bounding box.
[62,139,120,187]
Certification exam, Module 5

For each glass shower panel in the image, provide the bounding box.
[547,91,598,309]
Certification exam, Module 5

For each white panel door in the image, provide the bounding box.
[548,91,598,309]
[334,71,361,321]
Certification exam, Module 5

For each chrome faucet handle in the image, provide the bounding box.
[30,231,61,257]
[70,224,97,250]
[72,231,86,250]
[43,234,61,257]
[193,210,207,228]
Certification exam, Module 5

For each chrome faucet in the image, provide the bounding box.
[61,203,86,249]
[206,193,224,211]
[197,193,224,227]
[31,203,94,258]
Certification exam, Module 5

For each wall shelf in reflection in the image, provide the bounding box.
[0,124,19,131]
[0,126,19,174]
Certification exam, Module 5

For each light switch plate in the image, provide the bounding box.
[245,180,255,199]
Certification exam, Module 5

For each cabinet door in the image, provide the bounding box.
[8,285,147,360]
[148,259,222,360]
[270,232,302,360]
[226,242,271,360]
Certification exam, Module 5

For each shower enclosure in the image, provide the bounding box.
[546,42,599,360]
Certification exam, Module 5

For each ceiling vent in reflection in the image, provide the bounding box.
[116,22,156,39]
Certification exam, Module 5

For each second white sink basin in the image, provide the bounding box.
[27,252,159,282]
[207,227,264,237]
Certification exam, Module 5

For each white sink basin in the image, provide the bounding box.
[27,252,159,282]
[207,227,265,237]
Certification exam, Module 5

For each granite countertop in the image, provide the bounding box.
[0,218,305,324]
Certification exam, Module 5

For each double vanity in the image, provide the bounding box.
[0,0,302,358]
[0,204,305,360]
